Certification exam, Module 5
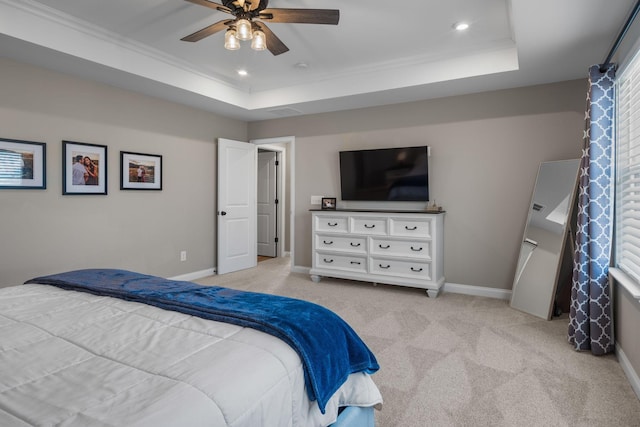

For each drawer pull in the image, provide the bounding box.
[411,267,423,272]
[379,244,390,249]
[350,261,361,265]
[405,226,418,231]
[411,246,423,252]
[323,240,334,245]
[323,258,334,263]
[364,224,376,229]
[328,222,338,227]
[350,242,361,247]
[379,264,390,269]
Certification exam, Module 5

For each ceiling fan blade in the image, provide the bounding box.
[259,8,339,25]
[181,19,231,42]
[184,0,233,14]
[254,22,289,56]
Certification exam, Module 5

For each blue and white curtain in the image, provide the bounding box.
[568,65,615,355]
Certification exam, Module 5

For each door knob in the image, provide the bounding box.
[219,211,227,216]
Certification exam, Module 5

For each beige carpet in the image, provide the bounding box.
[195,257,640,426]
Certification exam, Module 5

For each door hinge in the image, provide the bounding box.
[275,199,279,204]
[275,160,279,166]
[275,237,279,243]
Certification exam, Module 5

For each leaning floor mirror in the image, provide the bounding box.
[510,159,581,320]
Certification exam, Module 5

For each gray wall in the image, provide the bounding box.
[0,58,247,286]
[0,57,587,293]
[249,80,586,290]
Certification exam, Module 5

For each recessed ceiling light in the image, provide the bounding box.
[454,22,469,31]
[294,62,309,69]
[237,69,248,76]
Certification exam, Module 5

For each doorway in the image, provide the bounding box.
[257,149,278,258]
[252,137,294,266]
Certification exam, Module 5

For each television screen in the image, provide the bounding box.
[339,146,429,201]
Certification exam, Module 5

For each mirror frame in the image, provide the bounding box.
[510,159,581,320]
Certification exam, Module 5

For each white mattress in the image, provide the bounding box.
[0,284,382,427]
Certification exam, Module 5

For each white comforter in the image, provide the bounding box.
[0,284,382,427]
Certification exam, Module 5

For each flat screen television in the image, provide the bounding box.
[339,146,429,201]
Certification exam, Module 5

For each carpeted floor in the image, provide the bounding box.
[194,257,640,426]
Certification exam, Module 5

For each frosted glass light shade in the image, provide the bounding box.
[251,30,266,51]
[224,29,240,50]
[236,19,253,41]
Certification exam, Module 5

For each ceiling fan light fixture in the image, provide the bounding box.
[251,30,267,51]
[224,29,240,50]
[236,19,253,41]
[182,1,340,55]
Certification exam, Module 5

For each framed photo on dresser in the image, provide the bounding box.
[321,197,337,210]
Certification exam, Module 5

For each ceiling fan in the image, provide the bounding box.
[181,0,340,56]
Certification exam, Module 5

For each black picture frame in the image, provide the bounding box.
[62,140,107,195]
[0,138,46,189]
[322,197,337,210]
[120,151,163,190]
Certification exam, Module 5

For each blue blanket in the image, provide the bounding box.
[25,269,379,413]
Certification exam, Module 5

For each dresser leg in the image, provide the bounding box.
[310,275,321,283]
[426,289,439,298]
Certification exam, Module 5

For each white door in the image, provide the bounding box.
[257,151,278,257]
[217,138,257,274]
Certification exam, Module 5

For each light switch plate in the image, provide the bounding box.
[311,195,323,205]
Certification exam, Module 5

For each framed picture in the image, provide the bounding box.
[322,197,337,210]
[120,151,162,190]
[62,141,107,195]
[0,138,46,189]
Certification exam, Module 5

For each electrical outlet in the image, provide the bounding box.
[311,195,323,205]
[180,251,187,262]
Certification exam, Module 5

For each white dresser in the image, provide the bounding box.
[309,210,445,297]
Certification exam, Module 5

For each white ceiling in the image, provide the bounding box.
[0,0,636,121]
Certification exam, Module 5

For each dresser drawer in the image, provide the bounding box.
[315,234,367,254]
[351,217,388,235]
[371,257,431,280]
[389,217,432,238]
[370,238,431,259]
[315,216,349,233]
[315,253,367,273]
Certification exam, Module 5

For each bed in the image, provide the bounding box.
[0,269,382,427]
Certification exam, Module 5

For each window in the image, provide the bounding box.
[616,53,640,283]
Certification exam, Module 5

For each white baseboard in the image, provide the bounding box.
[171,265,512,302]
[292,266,511,300]
[168,268,216,281]
[617,343,640,401]
[443,282,512,300]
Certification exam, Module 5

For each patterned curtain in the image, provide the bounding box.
[568,64,616,355]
